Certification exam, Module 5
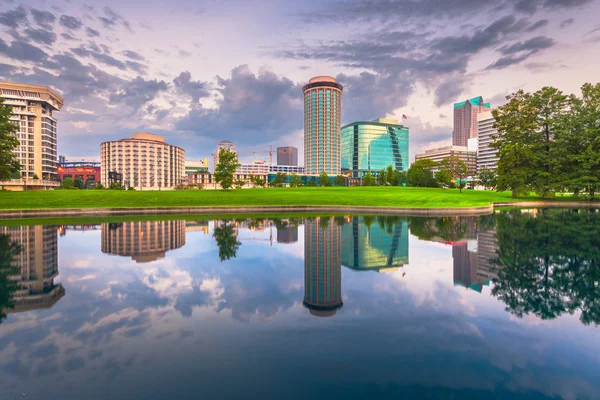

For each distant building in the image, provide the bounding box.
[477,110,500,172]
[415,145,477,176]
[57,161,101,183]
[269,165,305,174]
[186,159,210,175]
[341,118,409,179]
[100,132,185,190]
[0,225,65,313]
[277,226,299,243]
[453,96,490,147]
[303,217,343,317]
[58,155,66,165]
[101,221,186,263]
[452,228,498,293]
[277,146,298,166]
[341,216,409,272]
[214,140,237,172]
[0,82,64,189]
[303,76,343,175]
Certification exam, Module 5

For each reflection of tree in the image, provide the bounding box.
[491,209,600,326]
[213,221,242,262]
[409,216,472,243]
[0,234,21,323]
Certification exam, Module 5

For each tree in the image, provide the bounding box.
[477,168,497,190]
[73,177,84,189]
[377,168,387,186]
[435,169,452,187]
[438,156,468,192]
[289,173,303,187]
[213,221,242,262]
[334,175,346,186]
[362,172,376,186]
[407,159,437,187]
[271,172,288,187]
[306,177,318,187]
[95,182,104,190]
[61,177,74,189]
[394,171,407,186]
[319,171,331,186]
[32,173,39,180]
[234,179,246,189]
[385,165,397,186]
[249,175,266,188]
[213,149,240,191]
[0,98,20,182]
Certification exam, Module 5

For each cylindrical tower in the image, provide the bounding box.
[303,76,343,175]
[303,217,343,317]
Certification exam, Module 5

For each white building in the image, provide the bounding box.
[476,111,500,172]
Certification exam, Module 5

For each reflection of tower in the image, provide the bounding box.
[452,227,498,292]
[277,226,299,244]
[452,243,481,292]
[342,217,409,272]
[303,217,342,317]
[0,225,65,313]
[101,221,186,263]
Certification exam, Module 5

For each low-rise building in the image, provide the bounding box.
[415,145,477,176]
[477,110,500,172]
[185,159,209,175]
[57,161,101,183]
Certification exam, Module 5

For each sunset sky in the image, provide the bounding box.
[1,0,599,164]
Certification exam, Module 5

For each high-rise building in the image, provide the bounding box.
[101,220,186,263]
[277,146,298,166]
[0,225,65,313]
[415,145,477,176]
[303,76,343,175]
[453,96,490,147]
[341,216,409,272]
[477,110,500,172]
[214,140,237,172]
[341,118,409,179]
[100,132,185,190]
[0,82,64,181]
[303,217,343,317]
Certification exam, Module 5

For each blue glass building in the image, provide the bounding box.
[341,118,409,179]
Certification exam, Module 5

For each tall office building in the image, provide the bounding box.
[303,217,343,317]
[303,76,343,175]
[100,132,185,190]
[277,146,298,166]
[341,216,409,272]
[477,110,500,172]
[0,82,64,181]
[214,140,237,172]
[341,118,409,179]
[0,225,65,313]
[101,220,186,263]
[453,96,490,147]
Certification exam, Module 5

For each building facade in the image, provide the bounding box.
[57,161,101,183]
[100,132,185,190]
[101,220,186,263]
[303,76,343,175]
[453,96,490,147]
[415,145,477,176]
[477,110,500,172]
[213,140,237,172]
[0,82,63,183]
[0,225,65,313]
[185,159,209,175]
[303,217,343,317]
[277,146,298,166]
[341,118,409,179]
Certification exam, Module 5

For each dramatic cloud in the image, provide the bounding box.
[30,8,56,31]
[24,28,57,46]
[0,6,27,28]
[123,50,145,61]
[99,6,132,31]
[173,71,211,103]
[560,18,574,28]
[499,36,556,54]
[109,76,169,111]
[525,19,549,32]
[86,27,100,38]
[60,15,83,30]
[0,39,50,63]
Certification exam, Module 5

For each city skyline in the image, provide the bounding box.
[0,1,599,164]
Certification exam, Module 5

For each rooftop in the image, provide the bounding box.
[0,81,64,110]
[454,96,491,109]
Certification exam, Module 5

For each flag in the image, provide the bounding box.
[402,114,408,119]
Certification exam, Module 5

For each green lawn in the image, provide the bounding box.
[0,187,581,210]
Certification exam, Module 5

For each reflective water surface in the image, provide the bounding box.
[0,209,599,400]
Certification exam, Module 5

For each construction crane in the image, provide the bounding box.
[212,145,291,166]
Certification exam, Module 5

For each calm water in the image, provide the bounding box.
[0,210,599,400]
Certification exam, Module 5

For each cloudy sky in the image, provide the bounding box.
[0,0,599,164]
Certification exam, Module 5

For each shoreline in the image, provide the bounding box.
[0,201,596,220]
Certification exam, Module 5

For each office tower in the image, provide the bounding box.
[477,110,500,172]
[100,132,185,190]
[0,82,64,181]
[214,140,237,172]
[303,76,343,175]
[415,145,477,176]
[303,217,343,317]
[277,146,298,166]
[341,216,409,272]
[101,220,186,263]
[0,225,64,313]
[341,118,409,179]
[276,225,299,243]
[453,96,490,147]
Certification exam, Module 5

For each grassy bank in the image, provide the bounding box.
[0,187,580,210]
